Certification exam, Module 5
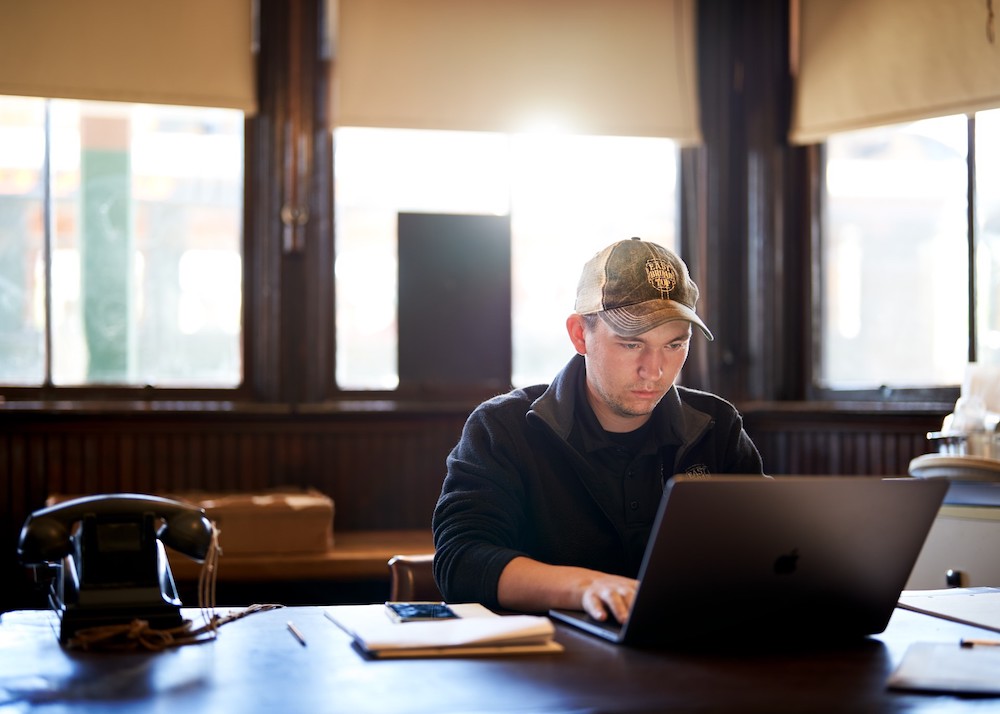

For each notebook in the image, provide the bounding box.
[550,475,948,648]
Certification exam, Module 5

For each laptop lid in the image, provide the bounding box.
[551,475,948,647]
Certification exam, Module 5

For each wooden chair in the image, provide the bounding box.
[387,553,441,602]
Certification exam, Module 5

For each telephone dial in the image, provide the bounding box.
[18,493,214,644]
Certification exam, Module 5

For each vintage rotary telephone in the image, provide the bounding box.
[18,493,214,645]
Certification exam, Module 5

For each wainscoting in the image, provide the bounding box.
[0,400,947,611]
[741,402,946,477]
[0,403,469,611]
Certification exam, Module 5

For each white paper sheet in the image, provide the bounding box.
[323,603,562,658]
[898,587,1000,632]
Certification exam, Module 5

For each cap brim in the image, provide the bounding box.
[599,301,714,341]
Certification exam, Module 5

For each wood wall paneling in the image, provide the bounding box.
[0,409,468,611]
[741,404,943,476]
[1,404,948,612]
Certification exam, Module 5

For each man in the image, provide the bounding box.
[432,238,763,624]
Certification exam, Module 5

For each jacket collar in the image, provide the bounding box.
[527,354,712,448]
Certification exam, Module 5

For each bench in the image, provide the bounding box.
[168,529,434,605]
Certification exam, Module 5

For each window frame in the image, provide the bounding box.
[687,0,958,410]
[804,117,979,405]
[0,0,970,411]
[0,0,332,406]
[0,97,251,400]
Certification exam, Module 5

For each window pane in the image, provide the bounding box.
[0,96,244,387]
[976,109,1000,365]
[334,128,510,390]
[0,96,46,384]
[822,116,969,389]
[334,128,677,390]
[508,134,677,386]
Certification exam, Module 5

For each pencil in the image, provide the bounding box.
[287,621,307,646]
[960,638,1000,648]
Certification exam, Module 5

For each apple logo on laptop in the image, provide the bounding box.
[773,548,799,575]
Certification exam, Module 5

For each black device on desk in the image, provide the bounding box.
[17,493,214,645]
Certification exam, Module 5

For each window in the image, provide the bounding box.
[820,110,1000,391]
[334,128,679,390]
[976,110,1000,365]
[0,96,244,387]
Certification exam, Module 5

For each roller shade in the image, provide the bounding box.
[0,0,256,113]
[791,0,1000,144]
[332,0,700,142]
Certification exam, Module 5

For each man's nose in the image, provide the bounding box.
[638,351,664,380]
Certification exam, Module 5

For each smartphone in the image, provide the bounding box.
[384,601,458,623]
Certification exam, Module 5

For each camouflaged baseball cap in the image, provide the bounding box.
[574,237,713,340]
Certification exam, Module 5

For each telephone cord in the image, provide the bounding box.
[66,522,285,651]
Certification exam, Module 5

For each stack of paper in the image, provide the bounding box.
[898,587,1000,632]
[890,588,1000,694]
[323,603,563,658]
[889,642,1000,694]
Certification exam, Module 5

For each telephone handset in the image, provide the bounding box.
[19,493,213,565]
[18,493,214,645]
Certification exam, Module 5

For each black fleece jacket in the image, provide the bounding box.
[431,354,764,610]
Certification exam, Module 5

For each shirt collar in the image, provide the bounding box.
[571,366,679,455]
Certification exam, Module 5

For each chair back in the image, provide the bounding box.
[388,553,441,601]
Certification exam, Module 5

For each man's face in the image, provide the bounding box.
[567,315,691,433]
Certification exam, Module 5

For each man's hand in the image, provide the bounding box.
[497,556,639,623]
[581,574,639,624]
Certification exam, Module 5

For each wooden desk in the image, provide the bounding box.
[0,605,995,712]
[168,529,434,582]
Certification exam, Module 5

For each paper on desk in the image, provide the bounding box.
[898,587,1000,633]
[888,642,1000,695]
[323,603,563,658]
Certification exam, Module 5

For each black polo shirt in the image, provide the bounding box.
[568,373,679,573]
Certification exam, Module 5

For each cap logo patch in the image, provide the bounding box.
[645,258,677,298]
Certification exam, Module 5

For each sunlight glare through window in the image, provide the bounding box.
[334,128,677,391]
[823,116,969,389]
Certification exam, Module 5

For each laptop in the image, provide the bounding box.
[549,475,948,648]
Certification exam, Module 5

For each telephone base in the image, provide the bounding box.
[58,602,184,646]
[53,541,186,646]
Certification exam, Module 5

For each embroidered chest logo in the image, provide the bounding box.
[683,464,710,477]
[645,258,677,298]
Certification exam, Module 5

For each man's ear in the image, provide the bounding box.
[566,314,588,355]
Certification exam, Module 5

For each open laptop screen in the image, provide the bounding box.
[551,476,948,647]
